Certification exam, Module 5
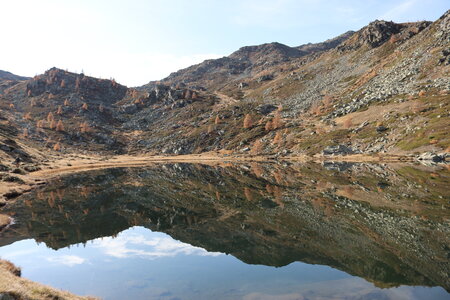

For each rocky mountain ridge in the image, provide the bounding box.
[0,10,449,164]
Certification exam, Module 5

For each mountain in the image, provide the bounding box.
[0,10,449,168]
[0,70,29,82]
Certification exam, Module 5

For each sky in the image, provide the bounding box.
[0,0,448,86]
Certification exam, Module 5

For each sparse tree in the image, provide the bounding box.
[81,103,88,111]
[60,79,66,88]
[243,114,252,129]
[56,105,63,115]
[265,120,273,131]
[75,77,81,90]
[99,104,105,112]
[192,91,198,99]
[418,90,426,97]
[22,128,29,138]
[251,139,263,155]
[273,111,284,129]
[9,103,14,109]
[243,187,253,202]
[214,115,220,125]
[273,131,282,145]
[24,112,32,120]
[184,90,191,99]
[49,119,56,130]
[80,122,90,133]
[207,124,214,133]
[36,119,44,129]
[27,90,32,97]
[53,142,61,152]
[56,120,64,132]
[64,99,70,106]
[47,112,54,123]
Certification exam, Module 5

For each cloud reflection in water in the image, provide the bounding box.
[92,227,223,259]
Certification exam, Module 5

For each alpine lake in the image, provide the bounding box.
[0,161,449,300]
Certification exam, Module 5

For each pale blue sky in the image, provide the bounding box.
[0,0,448,86]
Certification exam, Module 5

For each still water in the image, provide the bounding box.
[0,162,449,299]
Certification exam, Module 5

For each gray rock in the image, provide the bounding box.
[323,145,355,155]
[417,152,447,163]
[376,126,388,132]
[257,74,274,82]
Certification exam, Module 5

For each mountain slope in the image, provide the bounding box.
[0,10,448,165]
[0,70,29,82]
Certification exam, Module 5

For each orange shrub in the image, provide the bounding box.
[251,139,263,155]
[56,120,64,132]
[273,111,284,129]
[53,142,61,151]
[243,114,252,129]
[265,120,273,131]
[47,112,54,123]
[273,131,282,145]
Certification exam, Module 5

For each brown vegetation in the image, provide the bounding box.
[243,114,253,129]
[36,119,44,129]
[53,142,61,152]
[273,111,284,129]
[273,131,282,145]
[56,120,64,132]
[23,112,32,120]
[47,112,54,123]
[251,139,263,155]
[80,122,90,133]
[265,120,273,131]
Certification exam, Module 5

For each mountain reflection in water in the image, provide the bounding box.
[0,162,449,299]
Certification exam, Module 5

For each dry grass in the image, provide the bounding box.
[0,214,11,229]
[0,259,97,300]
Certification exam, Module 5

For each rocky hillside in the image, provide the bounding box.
[0,10,449,164]
[0,70,29,82]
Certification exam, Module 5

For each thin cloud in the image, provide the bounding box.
[378,0,418,21]
[47,255,86,267]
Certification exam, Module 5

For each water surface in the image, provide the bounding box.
[0,162,449,299]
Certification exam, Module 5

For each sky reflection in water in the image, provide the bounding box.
[0,226,448,300]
